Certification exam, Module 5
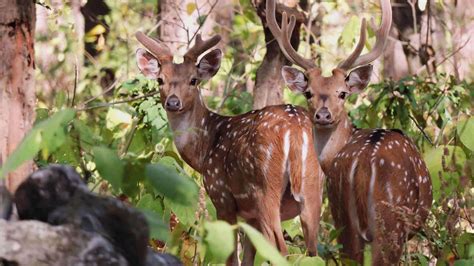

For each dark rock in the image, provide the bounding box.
[13,165,150,266]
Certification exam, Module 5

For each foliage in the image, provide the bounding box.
[1,0,473,265]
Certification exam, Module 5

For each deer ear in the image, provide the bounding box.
[197,49,222,80]
[346,65,373,94]
[282,66,308,93]
[136,48,160,79]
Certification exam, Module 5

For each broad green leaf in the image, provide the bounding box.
[0,109,75,178]
[298,256,325,266]
[164,198,197,227]
[281,217,302,238]
[93,147,124,190]
[454,260,474,266]
[456,233,474,259]
[340,16,361,49]
[415,253,429,266]
[424,145,467,201]
[203,220,235,263]
[106,108,132,131]
[137,194,164,215]
[238,222,289,266]
[145,163,199,205]
[141,210,170,242]
[457,117,474,151]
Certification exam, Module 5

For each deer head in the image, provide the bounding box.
[266,0,392,129]
[135,32,222,113]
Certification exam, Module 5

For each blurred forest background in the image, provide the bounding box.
[0,0,473,265]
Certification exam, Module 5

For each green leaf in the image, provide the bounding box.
[145,163,199,205]
[0,109,75,178]
[141,210,170,242]
[340,16,361,49]
[203,220,236,263]
[281,217,302,239]
[197,15,207,26]
[415,253,429,266]
[238,222,289,266]
[424,145,467,201]
[93,147,124,191]
[298,256,325,266]
[457,117,474,151]
[137,194,164,215]
[454,260,474,266]
[164,198,197,227]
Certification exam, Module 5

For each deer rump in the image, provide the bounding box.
[202,105,316,221]
[328,129,430,243]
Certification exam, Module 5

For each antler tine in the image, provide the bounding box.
[184,34,222,62]
[266,0,316,71]
[338,0,392,71]
[135,31,173,62]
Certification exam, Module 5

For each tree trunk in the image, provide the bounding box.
[252,0,305,110]
[0,0,36,192]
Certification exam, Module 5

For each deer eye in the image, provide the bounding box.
[157,78,164,85]
[190,78,198,86]
[303,91,313,99]
[338,91,348,100]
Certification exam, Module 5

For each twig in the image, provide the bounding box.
[409,114,433,146]
[415,37,470,75]
[80,78,121,106]
[77,91,161,111]
[120,116,142,156]
[71,61,78,107]
[188,0,218,46]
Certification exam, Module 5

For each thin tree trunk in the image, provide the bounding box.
[0,0,36,192]
[252,0,305,110]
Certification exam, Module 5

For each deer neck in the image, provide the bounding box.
[166,92,212,172]
[313,115,353,172]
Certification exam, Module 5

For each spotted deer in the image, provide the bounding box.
[135,32,323,265]
[266,0,432,264]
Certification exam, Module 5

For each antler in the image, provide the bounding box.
[135,31,173,62]
[184,34,222,62]
[337,0,392,71]
[266,0,316,71]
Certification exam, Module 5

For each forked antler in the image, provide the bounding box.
[184,34,222,62]
[135,31,173,62]
[337,0,392,71]
[136,31,221,63]
[266,0,316,71]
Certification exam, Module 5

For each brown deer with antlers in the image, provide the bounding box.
[267,0,432,264]
[135,32,323,265]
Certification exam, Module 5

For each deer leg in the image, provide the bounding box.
[257,196,288,255]
[338,225,364,264]
[371,230,404,265]
[371,208,405,265]
[298,179,321,256]
[241,219,259,266]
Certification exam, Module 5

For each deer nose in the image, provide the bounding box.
[165,95,181,112]
[314,107,333,125]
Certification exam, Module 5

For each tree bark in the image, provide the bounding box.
[0,0,36,192]
[252,0,305,110]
